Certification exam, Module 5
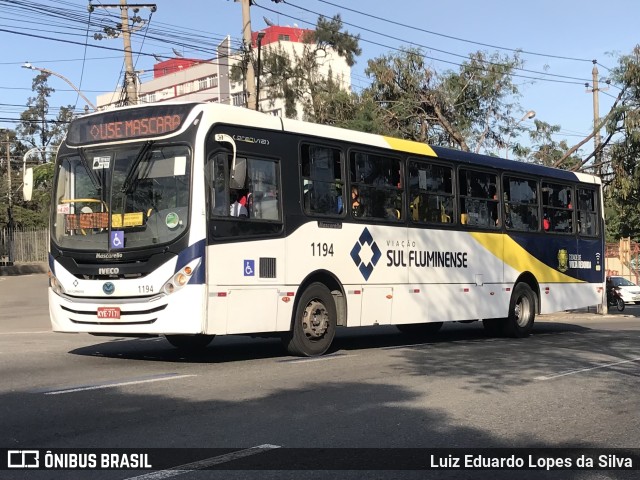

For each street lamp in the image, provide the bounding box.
[22,146,58,202]
[22,62,97,111]
[255,31,266,112]
[505,110,536,159]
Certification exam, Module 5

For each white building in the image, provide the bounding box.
[96,25,352,120]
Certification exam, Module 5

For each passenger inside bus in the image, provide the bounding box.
[230,191,248,217]
[351,186,362,217]
[489,185,499,226]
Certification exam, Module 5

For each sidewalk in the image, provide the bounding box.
[538,306,637,321]
[0,262,48,276]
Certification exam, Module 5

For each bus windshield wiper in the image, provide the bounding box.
[121,141,154,193]
[78,148,102,192]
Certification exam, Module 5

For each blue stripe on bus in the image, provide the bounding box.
[507,233,604,283]
[176,239,206,285]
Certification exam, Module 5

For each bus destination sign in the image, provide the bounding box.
[89,115,181,141]
[67,104,197,145]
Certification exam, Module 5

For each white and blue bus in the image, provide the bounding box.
[45,102,604,356]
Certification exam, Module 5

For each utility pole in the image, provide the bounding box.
[90,1,157,105]
[237,0,257,109]
[586,60,609,177]
[120,0,137,104]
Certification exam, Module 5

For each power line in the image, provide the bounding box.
[271,1,594,85]
[312,0,594,63]
[73,6,92,111]
[256,3,589,87]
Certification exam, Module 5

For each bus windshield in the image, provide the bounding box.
[52,143,192,251]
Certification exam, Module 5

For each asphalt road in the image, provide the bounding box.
[1,273,640,480]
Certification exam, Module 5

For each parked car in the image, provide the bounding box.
[608,276,640,304]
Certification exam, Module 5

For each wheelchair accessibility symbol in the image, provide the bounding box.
[244,259,255,276]
[110,231,124,250]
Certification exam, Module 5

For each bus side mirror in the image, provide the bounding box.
[23,167,33,201]
[213,133,245,189]
[229,157,246,189]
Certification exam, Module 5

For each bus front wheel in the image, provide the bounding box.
[503,283,536,338]
[283,282,336,357]
[165,334,215,351]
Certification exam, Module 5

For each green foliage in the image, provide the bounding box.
[363,48,524,153]
[601,45,640,241]
[526,119,583,169]
[1,73,68,230]
[251,14,361,122]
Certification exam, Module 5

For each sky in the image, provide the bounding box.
[1,0,638,155]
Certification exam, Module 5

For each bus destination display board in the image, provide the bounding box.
[67,104,197,145]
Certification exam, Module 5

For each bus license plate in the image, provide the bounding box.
[97,307,121,319]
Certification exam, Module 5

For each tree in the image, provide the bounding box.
[18,72,73,157]
[525,119,583,169]
[363,48,524,153]
[596,45,640,241]
[10,73,73,229]
[234,14,361,121]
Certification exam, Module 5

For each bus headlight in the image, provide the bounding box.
[49,271,66,296]
[162,258,201,295]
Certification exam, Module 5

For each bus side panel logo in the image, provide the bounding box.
[351,227,381,281]
[557,249,569,272]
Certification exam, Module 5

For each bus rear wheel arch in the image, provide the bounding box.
[282,282,337,356]
[504,282,536,337]
[483,282,537,338]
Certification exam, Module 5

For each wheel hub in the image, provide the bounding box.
[515,296,531,327]
[302,300,329,339]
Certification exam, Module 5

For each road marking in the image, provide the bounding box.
[124,444,281,480]
[40,373,196,395]
[383,343,431,350]
[535,356,640,381]
[280,353,355,363]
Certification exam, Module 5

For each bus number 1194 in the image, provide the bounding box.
[311,242,334,257]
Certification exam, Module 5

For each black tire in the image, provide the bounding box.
[396,322,443,335]
[482,318,506,337]
[282,282,336,357]
[165,334,214,351]
[503,283,536,338]
[617,298,625,312]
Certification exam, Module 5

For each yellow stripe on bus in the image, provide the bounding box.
[471,232,582,283]
[383,137,437,157]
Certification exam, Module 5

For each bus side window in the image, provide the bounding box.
[577,188,597,236]
[458,169,498,228]
[407,160,453,225]
[542,182,573,234]
[502,176,539,232]
[350,152,402,221]
[301,144,344,217]
[207,153,229,217]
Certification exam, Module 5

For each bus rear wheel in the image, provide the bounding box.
[503,283,536,338]
[396,322,443,335]
[165,334,215,351]
[283,282,336,357]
